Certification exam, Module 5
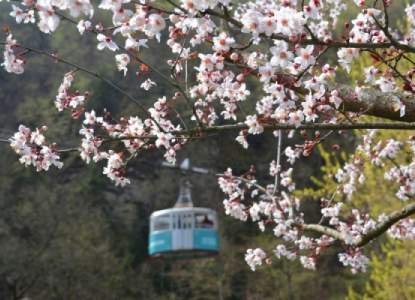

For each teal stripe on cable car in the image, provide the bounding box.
[149,231,172,255]
[193,230,219,251]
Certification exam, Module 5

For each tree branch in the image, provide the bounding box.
[300,223,345,241]
[296,201,415,247]
[227,57,415,122]
[353,201,415,247]
[18,45,158,122]
[205,8,415,53]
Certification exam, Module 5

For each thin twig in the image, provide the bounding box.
[216,173,276,202]
[18,45,165,131]
[318,188,338,225]
[272,130,281,196]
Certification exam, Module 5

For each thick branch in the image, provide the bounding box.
[326,81,415,123]
[172,122,415,135]
[228,57,415,122]
[5,121,415,156]
[297,201,415,247]
[279,70,415,122]
[353,201,415,247]
[300,223,345,241]
[100,122,415,139]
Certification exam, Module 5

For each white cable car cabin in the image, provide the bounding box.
[149,182,219,261]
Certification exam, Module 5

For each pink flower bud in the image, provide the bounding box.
[289,34,298,42]
[232,81,241,90]
[294,80,302,87]
[236,73,246,82]
[167,39,175,47]
[169,14,180,23]
[230,53,239,60]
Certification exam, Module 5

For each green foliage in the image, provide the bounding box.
[347,241,415,300]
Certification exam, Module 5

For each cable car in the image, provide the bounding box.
[149,181,220,261]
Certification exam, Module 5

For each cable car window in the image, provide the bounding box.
[182,213,192,229]
[195,213,214,228]
[154,215,170,231]
[181,214,190,229]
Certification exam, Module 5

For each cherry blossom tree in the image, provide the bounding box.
[2,0,415,273]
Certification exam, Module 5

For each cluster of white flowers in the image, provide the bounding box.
[296,236,313,250]
[338,250,370,274]
[9,5,35,24]
[321,202,343,225]
[102,151,130,186]
[78,113,130,186]
[273,244,296,260]
[334,161,365,200]
[219,169,322,269]
[237,6,306,40]
[54,72,87,111]
[269,160,280,176]
[300,256,316,271]
[280,168,295,192]
[10,0,93,34]
[218,169,248,221]
[9,125,63,171]
[337,210,376,245]
[79,113,106,164]
[284,146,301,164]
[245,248,267,271]
[97,34,119,51]
[115,54,130,76]
[1,34,24,74]
[388,219,415,240]
[334,131,408,200]
[336,6,384,72]
[245,115,264,135]
[339,130,415,202]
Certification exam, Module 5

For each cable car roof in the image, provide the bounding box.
[151,207,216,217]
